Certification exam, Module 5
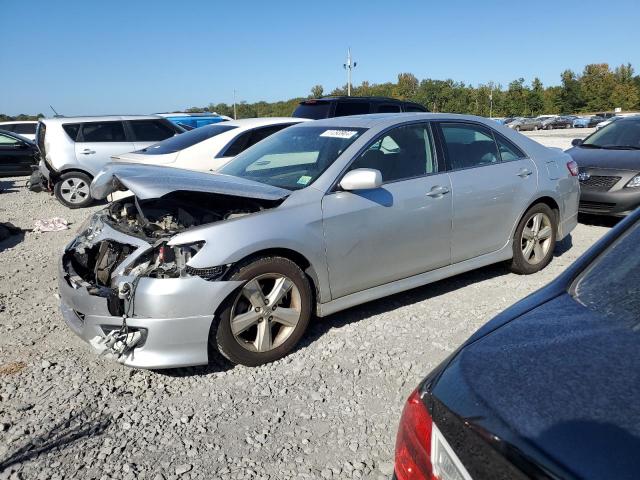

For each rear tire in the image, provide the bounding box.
[509,203,557,275]
[54,172,94,209]
[211,256,312,367]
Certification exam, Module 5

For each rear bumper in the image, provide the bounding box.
[579,188,640,217]
[58,254,242,369]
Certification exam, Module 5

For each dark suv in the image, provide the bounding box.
[292,96,427,119]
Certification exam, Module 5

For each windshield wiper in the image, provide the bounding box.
[580,143,603,149]
[601,145,640,150]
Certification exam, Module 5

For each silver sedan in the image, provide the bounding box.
[59,113,580,368]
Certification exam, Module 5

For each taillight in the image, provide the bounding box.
[567,160,579,176]
[395,388,433,480]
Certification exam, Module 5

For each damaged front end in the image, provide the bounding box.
[59,190,281,367]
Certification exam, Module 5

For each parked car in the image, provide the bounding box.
[0,121,38,141]
[36,115,184,208]
[573,115,604,128]
[59,113,579,369]
[292,96,427,119]
[566,116,640,216]
[156,112,231,130]
[394,207,640,480]
[0,129,39,176]
[595,115,622,130]
[541,115,574,130]
[506,117,542,131]
[111,118,309,172]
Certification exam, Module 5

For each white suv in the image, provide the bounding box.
[37,116,183,208]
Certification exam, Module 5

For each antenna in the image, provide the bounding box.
[49,105,62,117]
[343,48,357,96]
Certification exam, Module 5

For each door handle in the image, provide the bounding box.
[81,149,96,155]
[517,168,533,178]
[426,185,450,197]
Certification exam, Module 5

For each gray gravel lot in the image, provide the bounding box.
[0,128,612,479]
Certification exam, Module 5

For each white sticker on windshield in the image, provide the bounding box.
[320,129,358,139]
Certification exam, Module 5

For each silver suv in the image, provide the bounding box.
[37,116,183,208]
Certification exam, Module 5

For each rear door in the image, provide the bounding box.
[436,121,537,263]
[127,119,181,150]
[0,132,35,176]
[73,121,134,175]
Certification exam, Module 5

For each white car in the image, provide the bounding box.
[111,117,309,172]
[0,121,38,141]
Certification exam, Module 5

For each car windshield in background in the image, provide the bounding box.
[572,219,640,323]
[582,119,640,149]
[292,102,332,119]
[137,124,238,155]
[220,125,366,190]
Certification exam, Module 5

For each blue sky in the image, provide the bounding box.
[3,0,640,116]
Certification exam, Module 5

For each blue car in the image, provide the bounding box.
[158,112,231,130]
[573,115,604,128]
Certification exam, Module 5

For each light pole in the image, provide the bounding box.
[489,83,494,118]
[343,48,357,96]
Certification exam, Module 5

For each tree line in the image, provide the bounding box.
[190,63,640,119]
[4,63,639,121]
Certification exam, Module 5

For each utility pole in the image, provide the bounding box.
[489,83,494,118]
[343,48,357,96]
[233,89,237,120]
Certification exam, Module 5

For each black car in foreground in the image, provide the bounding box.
[566,116,640,216]
[292,96,427,119]
[394,208,640,480]
[0,129,38,177]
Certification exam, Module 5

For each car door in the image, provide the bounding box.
[127,119,180,151]
[321,122,453,299]
[0,132,35,176]
[74,121,134,175]
[436,122,537,263]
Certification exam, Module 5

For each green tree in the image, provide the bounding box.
[559,69,584,114]
[310,85,324,98]
[580,63,616,111]
[528,78,545,115]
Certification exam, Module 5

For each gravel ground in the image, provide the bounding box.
[0,129,613,479]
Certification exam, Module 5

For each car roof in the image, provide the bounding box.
[222,117,310,129]
[39,115,166,124]
[301,96,421,104]
[291,112,500,129]
[0,120,38,124]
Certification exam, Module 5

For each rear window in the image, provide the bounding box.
[136,123,238,155]
[129,120,177,142]
[405,104,427,112]
[62,123,81,141]
[80,122,126,142]
[292,102,332,119]
[376,104,401,113]
[572,220,640,323]
[14,123,37,135]
[334,101,370,117]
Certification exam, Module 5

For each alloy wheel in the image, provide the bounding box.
[59,177,90,204]
[520,212,553,265]
[230,273,302,353]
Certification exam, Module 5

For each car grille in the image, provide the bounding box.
[579,174,621,191]
[579,200,616,212]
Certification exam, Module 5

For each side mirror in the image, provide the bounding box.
[340,168,382,191]
[571,138,583,147]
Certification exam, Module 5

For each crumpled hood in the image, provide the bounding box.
[90,163,291,201]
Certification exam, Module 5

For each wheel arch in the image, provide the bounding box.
[511,195,561,242]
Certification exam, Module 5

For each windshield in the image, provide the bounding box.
[582,119,640,149]
[572,219,640,323]
[136,124,238,155]
[220,125,367,190]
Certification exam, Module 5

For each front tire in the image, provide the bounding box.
[509,203,557,274]
[54,172,94,208]
[212,256,312,366]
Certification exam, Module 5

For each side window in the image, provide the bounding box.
[14,123,37,135]
[440,123,499,170]
[129,120,176,142]
[244,124,291,151]
[62,124,81,141]
[495,134,526,162]
[80,122,126,142]
[0,124,16,132]
[376,104,401,113]
[349,123,435,182]
[222,131,252,157]
[0,133,20,146]
[334,101,370,117]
